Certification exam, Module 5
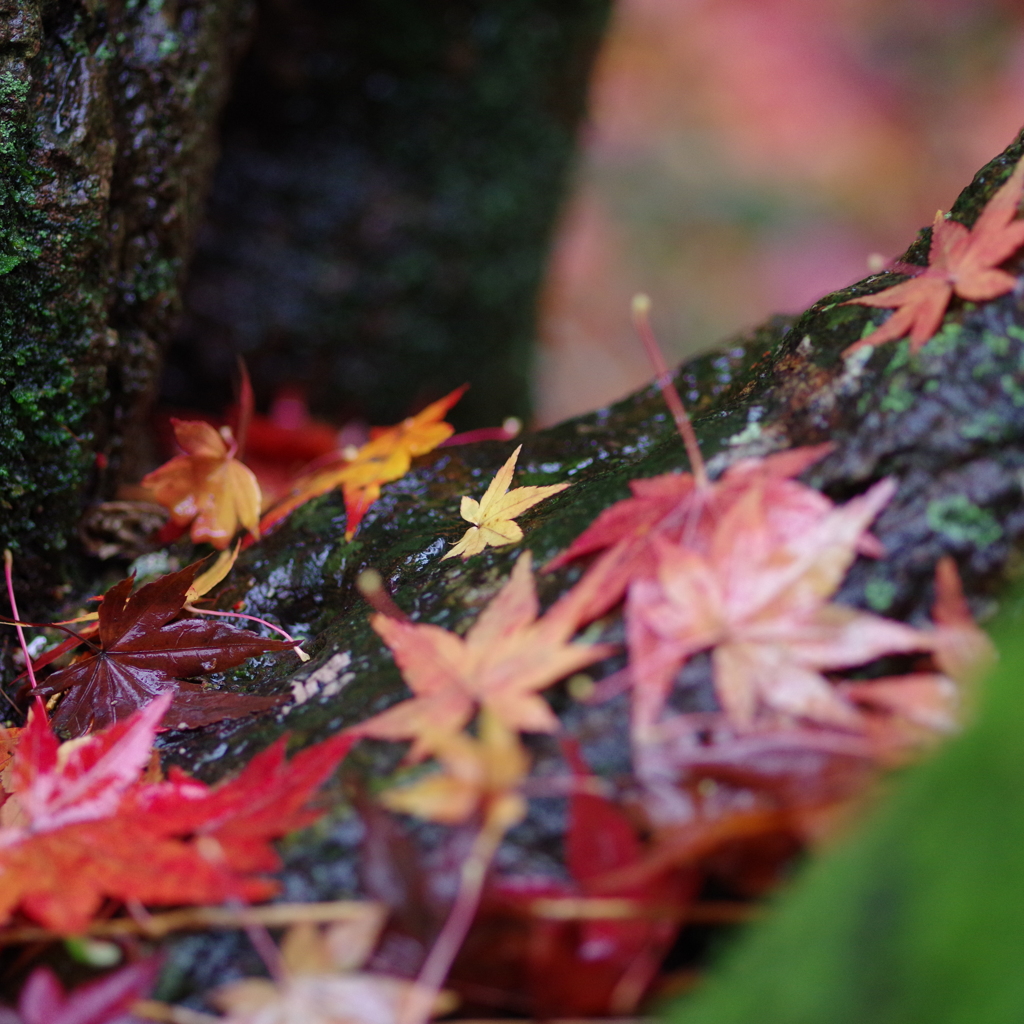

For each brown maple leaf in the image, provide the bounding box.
[442,445,570,560]
[351,552,613,759]
[0,696,353,933]
[260,386,466,541]
[626,478,931,736]
[142,419,262,548]
[844,155,1024,355]
[38,562,293,736]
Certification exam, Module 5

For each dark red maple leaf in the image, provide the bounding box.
[38,561,293,736]
[481,743,696,1017]
[0,959,160,1024]
[0,697,353,933]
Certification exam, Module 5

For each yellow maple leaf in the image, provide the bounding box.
[142,420,261,549]
[260,386,466,540]
[442,445,569,560]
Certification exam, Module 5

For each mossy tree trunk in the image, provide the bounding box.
[0,0,252,599]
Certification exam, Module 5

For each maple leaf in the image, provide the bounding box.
[626,478,931,735]
[483,741,696,1017]
[37,561,293,736]
[0,697,353,933]
[260,386,466,540]
[0,958,160,1024]
[544,444,869,624]
[142,419,262,548]
[380,708,530,826]
[352,552,613,759]
[843,155,1024,355]
[442,445,569,560]
[211,911,454,1024]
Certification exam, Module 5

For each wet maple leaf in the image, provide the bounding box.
[0,958,160,1024]
[38,561,293,736]
[485,741,696,1017]
[544,444,867,624]
[380,708,530,825]
[442,445,569,561]
[212,910,454,1024]
[260,386,467,540]
[142,419,262,548]
[0,696,353,933]
[844,155,1024,355]
[352,552,613,759]
[626,478,930,735]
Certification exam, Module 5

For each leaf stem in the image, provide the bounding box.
[188,607,309,662]
[632,294,708,488]
[399,812,508,1024]
[357,569,411,622]
[4,550,36,690]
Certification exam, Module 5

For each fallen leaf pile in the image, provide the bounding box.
[3,162,1020,1021]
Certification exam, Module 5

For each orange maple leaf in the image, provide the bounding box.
[380,708,530,826]
[351,552,613,759]
[259,386,467,540]
[844,155,1024,355]
[142,419,261,548]
[626,478,931,736]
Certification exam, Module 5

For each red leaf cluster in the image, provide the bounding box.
[0,695,352,934]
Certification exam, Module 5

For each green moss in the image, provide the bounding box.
[880,375,916,414]
[0,58,97,564]
[864,577,897,613]
[926,495,1002,548]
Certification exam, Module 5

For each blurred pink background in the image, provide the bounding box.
[535,0,1024,424]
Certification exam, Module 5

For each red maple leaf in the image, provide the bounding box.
[0,696,353,934]
[625,478,929,736]
[844,155,1024,355]
[483,742,696,1017]
[0,959,160,1024]
[37,562,293,736]
[545,443,874,624]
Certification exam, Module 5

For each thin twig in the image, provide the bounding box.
[133,1001,220,1024]
[0,900,380,946]
[527,897,757,924]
